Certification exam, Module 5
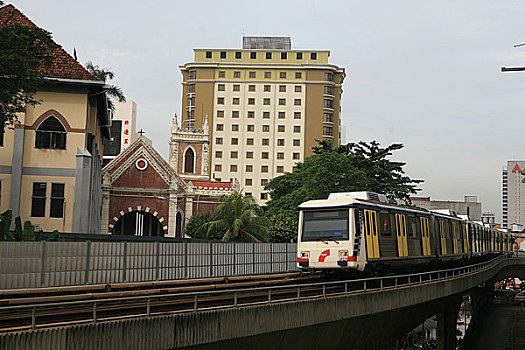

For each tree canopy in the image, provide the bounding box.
[0,16,53,132]
[264,140,423,239]
[85,62,125,111]
[197,192,270,242]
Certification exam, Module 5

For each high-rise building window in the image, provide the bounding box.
[277,152,284,159]
[278,112,285,119]
[293,152,300,160]
[293,139,300,146]
[296,52,303,59]
[217,97,224,104]
[230,164,238,172]
[233,98,240,105]
[262,125,270,132]
[247,138,254,145]
[215,151,223,158]
[35,116,66,149]
[246,165,253,172]
[232,124,239,131]
[324,113,333,122]
[233,84,240,91]
[295,72,302,79]
[325,86,334,95]
[280,72,287,78]
[247,111,255,118]
[310,52,317,60]
[246,151,254,159]
[278,98,286,106]
[230,151,238,159]
[215,164,222,171]
[323,126,334,136]
[261,166,268,173]
[218,71,225,78]
[264,85,271,92]
[262,138,269,145]
[294,99,301,106]
[277,139,285,146]
[277,166,284,173]
[261,179,268,186]
[248,98,255,105]
[281,52,287,60]
[250,52,257,59]
[263,112,270,119]
[206,51,212,58]
[295,85,302,92]
[231,138,238,145]
[232,111,239,118]
[264,72,271,78]
[266,52,272,59]
[262,152,269,159]
[248,85,256,92]
[234,71,241,78]
[278,125,285,132]
[216,124,224,131]
[294,126,301,133]
[326,72,334,81]
[235,51,242,59]
[324,99,334,109]
[279,85,286,92]
[294,112,301,119]
[189,70,196,79]
[263,98,271,105]
[247,125,254,132]
[260,193,268,200]
[31,182,46,217]
[188,84,195,93]
[220,51,226,59]
[50,183,65,218]
[249,71,256,78]
[217,84,225,91]
[216,137,223,144]
[245,179,253,186]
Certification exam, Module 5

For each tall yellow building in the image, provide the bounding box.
[0,5,111,233]
[179,37,345,202]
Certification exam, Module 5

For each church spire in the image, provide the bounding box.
[171,113,178,134]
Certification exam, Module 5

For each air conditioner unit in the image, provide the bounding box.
[328,191,388,203]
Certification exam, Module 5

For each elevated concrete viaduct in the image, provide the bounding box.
[2,255,525,350]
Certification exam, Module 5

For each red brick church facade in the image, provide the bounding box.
[101,116,237,237]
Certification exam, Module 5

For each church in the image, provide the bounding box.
[100,116,238,237]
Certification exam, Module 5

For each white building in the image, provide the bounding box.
[103,100,137,166]
[502,161,525,229]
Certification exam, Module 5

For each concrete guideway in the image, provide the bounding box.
[1,253,525,350]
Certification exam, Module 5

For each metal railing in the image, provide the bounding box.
[1,253,520,332]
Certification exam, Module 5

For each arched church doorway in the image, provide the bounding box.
[113,210,164,236]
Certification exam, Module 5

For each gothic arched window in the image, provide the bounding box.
[184,147,195,173]
[35,116,67,149]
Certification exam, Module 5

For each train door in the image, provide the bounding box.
[364,209,380,259]
[451,223,459,254]
[462,224,468,254]
[395,213,408,257]
[439,220,447,255]
[420,217,431,256]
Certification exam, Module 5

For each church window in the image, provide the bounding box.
[183,148,195,173]
[35,116,66,149]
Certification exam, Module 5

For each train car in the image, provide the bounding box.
[297,191,514,274]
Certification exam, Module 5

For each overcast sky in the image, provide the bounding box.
[12,0,525,221]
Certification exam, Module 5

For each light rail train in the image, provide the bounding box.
[296,192,514,274]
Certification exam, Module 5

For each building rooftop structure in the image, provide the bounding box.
[242,36,291,50]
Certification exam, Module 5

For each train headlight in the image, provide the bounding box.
[301,251,310,258]
[338,250,349,257]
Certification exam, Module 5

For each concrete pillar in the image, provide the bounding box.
[9,127,24,229]
[185,196,193,225]
[100,189,110,234]
[167,194,178,237]
[72,148,92,233]
[437,298,462,350]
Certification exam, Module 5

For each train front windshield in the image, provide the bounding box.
[301,209,349,241]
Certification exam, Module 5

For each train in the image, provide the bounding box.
[296,191,515,274]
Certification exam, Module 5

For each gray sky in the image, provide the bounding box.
[13,0,525,221]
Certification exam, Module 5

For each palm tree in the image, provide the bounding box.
[200,192,270,242]
[85,62,125,111]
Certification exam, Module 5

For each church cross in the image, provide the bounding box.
[138,129,145,136]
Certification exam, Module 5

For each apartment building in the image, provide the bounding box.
[179,37,345,202]
[502,161,525,229]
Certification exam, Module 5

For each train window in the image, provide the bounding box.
[379,212,391,235]
[301,210,349,241]
[407,216,418,238]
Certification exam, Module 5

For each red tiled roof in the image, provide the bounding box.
[185,180,234,190]
[0,4,101,82]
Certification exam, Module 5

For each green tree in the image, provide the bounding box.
[185,212,219,240]
[268,213,297,243]
[200,192,270,242]
[265,140,423,238]
[0,3,54,132]
[85,62,125,111]
[0,210,12,240]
